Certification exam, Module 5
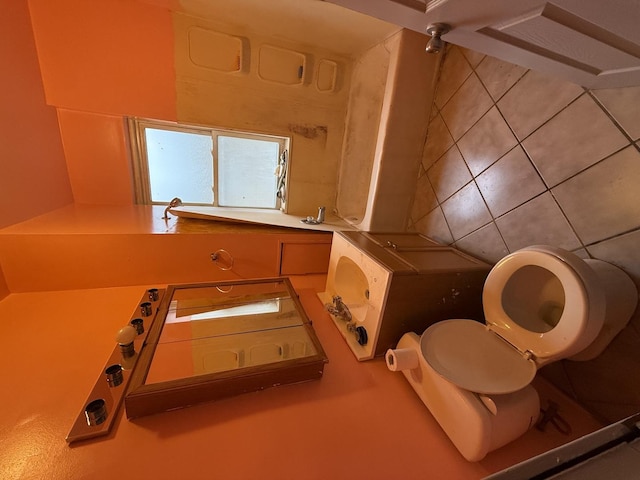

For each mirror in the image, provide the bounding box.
[125,277,328,418]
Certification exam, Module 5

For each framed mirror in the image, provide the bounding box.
[125,277,328,418]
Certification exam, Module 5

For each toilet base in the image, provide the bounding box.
[387,332,540,462]
[571,259,638,361]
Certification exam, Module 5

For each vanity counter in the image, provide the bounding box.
[0,285,602,480]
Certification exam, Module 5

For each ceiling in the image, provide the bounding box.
[139,0,401,56]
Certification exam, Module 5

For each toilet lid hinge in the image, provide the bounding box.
[523,350,535,361]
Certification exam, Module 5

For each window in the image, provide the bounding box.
[129,119,290,210]
[165,299,280,324]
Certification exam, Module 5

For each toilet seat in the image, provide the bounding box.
[421,245,608,395]
[421,320,536,395]
[483,245,604,364]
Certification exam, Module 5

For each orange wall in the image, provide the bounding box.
[0,0,73,228]
[28,0,177,205]
[0,266,8,301]
[58,110,134,205]
[28,0,176,119]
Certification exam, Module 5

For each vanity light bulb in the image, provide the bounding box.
[116,325,137,359]
[116,325,137,345]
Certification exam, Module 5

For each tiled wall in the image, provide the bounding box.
[411,45,640,423]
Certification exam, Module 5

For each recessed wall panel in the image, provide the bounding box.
[258,45,306,85]
[189,27,245,73]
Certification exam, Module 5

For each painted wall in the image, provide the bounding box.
[0,0,73,229]
[0,0,76,299]
[0,267,8,301]
[28,0,176,118]
[0,286,604,479]
[26,0,357,215]
[57,110,134,205]
[27,0,176,206]
[172,12,352,216]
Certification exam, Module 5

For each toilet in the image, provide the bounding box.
[386,245,638,461]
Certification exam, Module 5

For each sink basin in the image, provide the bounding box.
[320,232,490,361]
[318,234,392,361]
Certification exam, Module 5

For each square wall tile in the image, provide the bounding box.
[427,146,472,202]
[455,222,508,264]
[497,70,583,140]
[592,86,640,141]
[475,55,527,101]
[476,146,546,217]
[495,192,581,251]
[422,113,454,170]
[414,207,454,244]
[440,181,492,240]
[553,146,640,245]
[523,94,629,187]
[440,73,493,141]
[457,107,518,176]
[434,46,473,110]
[410,173,438,223]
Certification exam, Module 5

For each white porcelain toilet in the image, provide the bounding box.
[386,245,638,462]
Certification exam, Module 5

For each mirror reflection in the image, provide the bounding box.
[124,277,327,419]
[146,281,318,383]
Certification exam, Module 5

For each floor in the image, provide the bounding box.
[0,285,603,480]
[408,45,640,424]
[410,45,640,266]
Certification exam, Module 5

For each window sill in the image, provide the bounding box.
[168,206,355,232]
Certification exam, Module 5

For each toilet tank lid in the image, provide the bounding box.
[421,320,537,395]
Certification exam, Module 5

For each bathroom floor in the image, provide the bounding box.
[408,45,640,425]
[0,286,603,480]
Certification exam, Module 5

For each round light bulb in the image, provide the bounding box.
[116,325,137,345]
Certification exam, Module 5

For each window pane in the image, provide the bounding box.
[145,128,213,204]
[218,136,278,208]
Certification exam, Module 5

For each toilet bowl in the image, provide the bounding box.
[386,245,638,461]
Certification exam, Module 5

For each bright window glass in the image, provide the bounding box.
[132,119,288,210]
[145,128,213,204]
[218,136,279,208]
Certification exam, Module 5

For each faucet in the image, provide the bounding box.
[325,295,352,322]
[325,296,368,345]
[162,197,183,220]
[301,206,326,225]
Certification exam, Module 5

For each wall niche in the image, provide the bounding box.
[188,27,249,73]
[258,45,307,85]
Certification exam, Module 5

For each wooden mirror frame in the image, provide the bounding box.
[124,277,328,418]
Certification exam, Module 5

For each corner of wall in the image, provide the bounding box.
[58,109,135,205]
[0,266,9,301]
[0,0,73,229]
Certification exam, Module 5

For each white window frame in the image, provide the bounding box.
[128,118,290,211]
